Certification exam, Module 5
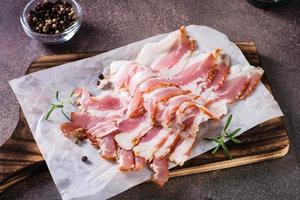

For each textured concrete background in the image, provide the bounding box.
[0,0,299,199]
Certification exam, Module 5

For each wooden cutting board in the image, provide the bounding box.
[0,42,289,193]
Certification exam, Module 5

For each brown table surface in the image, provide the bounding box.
[0,0,299,199]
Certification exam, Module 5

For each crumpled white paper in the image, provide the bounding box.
[9,25,283,200]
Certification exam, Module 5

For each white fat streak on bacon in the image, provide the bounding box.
[114,115,153,150]
[136,26,195,73]
[128,70,157,96]
[118,149,135,171]
[151,157,169,186]
[133,126,171,161]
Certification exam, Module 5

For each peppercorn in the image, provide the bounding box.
[27,0,77,34]
[99,74,105,80]
[81,156,88,162]
[97,80,100,85]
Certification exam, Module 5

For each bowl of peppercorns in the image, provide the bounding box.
[20,0,82,44]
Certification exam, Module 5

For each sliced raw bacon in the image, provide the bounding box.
[128,70,157,96]
[86,91,129,121]
[240,68,264,99]
[109,61,141,90]
[127,78,177,118]
[118,149,135,171]
[136,26,195,73]
[133,126,170,161]
[60,112,107,138]
[169,133,196,166]
[133,156,146,171]
[158,95,196,127]
[154,130,180,158]
[87,121,118,138]
[98,133,117,160]
[151,157,169,186]
[114,115,153,150]
[143,86,190,122]
[171,49,220,93]
[203,65,264,118]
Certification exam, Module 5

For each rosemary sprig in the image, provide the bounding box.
[204,114,242,159]
[45,90,74,121]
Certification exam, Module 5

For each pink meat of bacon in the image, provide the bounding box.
[171,49,220,91]
[114,114,153,150]
[133,126,170,160]
[60,112,107,138]
[133,156,146,171]
[118,149,135,171]
[151,157,169,186]
[143,86,190,122]
[136,26,195,72]
[127,78,177,118]
[87,121,118,139]
[98,133,117,160]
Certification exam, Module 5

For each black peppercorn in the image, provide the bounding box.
[81,156,88,162]
[97,80,100,85]
[99,74,105,80]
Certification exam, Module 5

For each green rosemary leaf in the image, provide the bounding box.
[61,108,71,121]
[212,143,221,154]
[55,104,64,108]
[224,114,232,132]
[227,128,241,138]
[221,142,232,159]
[55,91,60,102]
[45,105,57,120]
[70,90,74,97]
[230,137,242,144]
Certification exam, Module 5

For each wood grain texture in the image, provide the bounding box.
[0,42,289,193]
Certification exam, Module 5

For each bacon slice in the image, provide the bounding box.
[158,95,195,127]
[136,26,195,73]
[127,78,176,118]
[86,91,129,121]
[143,86,190,122]
[203,65,264,118]
[128,70,157,96]
[60,112,107,138]
[118,149,135,171]
[133,156,146,171]
[171,49,221,93]
[114,115,153,150]
[133,126,170,160]
[87,121,118,138]
[151,157,169,186]
[109,61,141,90]
[169,133,196,166]
[240,68,264,99]
[154,131,180,158]
[98,133,117,160]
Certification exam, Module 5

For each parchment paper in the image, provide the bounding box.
[9,25,283,200]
